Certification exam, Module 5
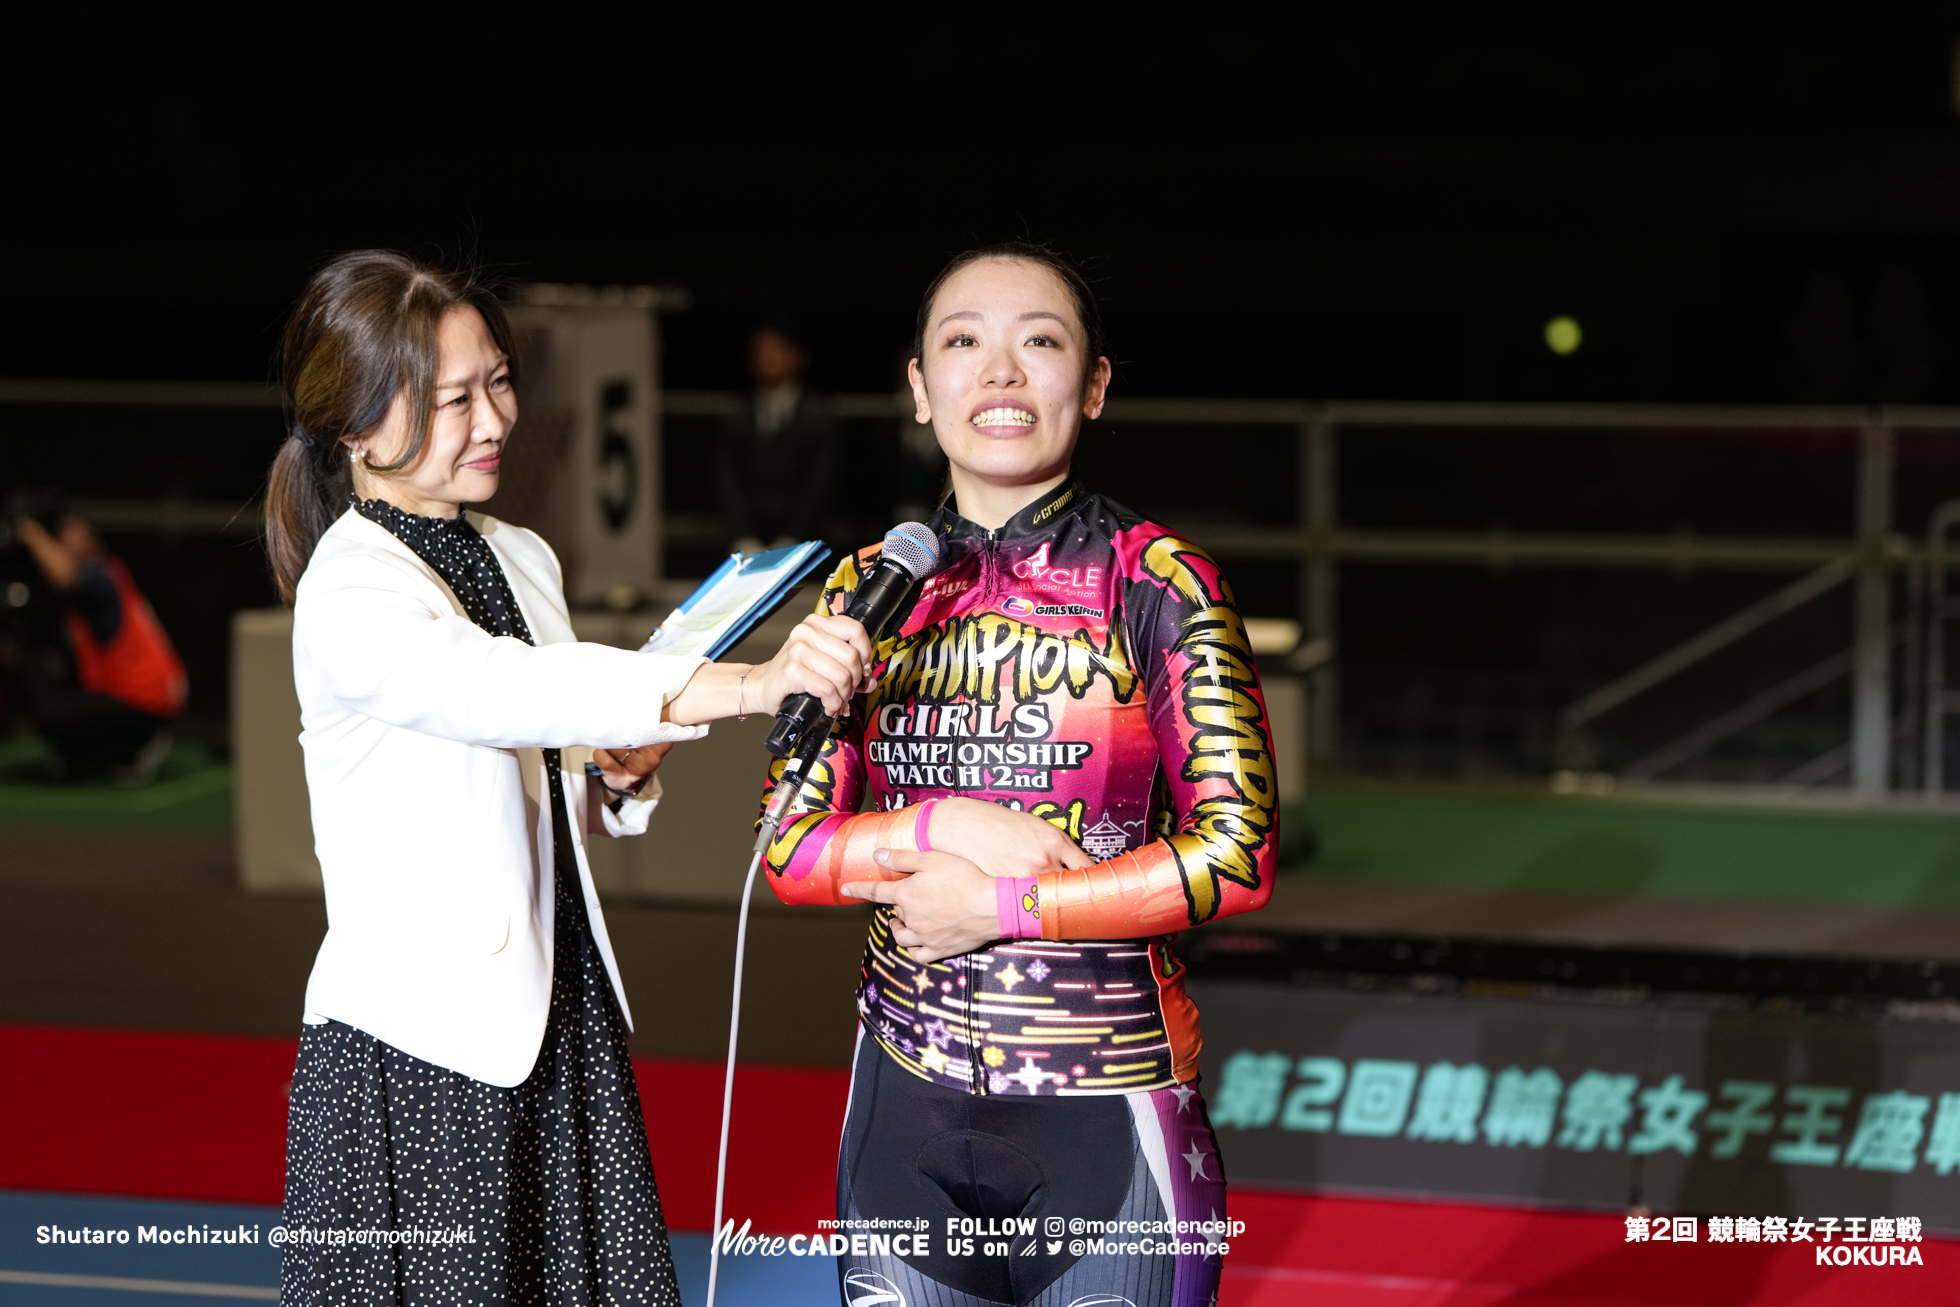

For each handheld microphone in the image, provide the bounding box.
[762,521,941,759]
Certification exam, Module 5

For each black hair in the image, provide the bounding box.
[6,486,69,533]
[909,241,1108,384]
[264,250,517,604]
[752,315,808,352]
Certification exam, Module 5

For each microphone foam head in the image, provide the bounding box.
[881,521,943,580]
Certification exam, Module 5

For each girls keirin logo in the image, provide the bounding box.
[1001,596,1035,616]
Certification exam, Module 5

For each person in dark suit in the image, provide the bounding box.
[714,322,837,553]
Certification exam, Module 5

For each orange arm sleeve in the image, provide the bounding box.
[1034,532,1279,938]
[762,802,933,906]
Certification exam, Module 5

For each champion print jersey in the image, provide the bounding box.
[758,482,1277,1096]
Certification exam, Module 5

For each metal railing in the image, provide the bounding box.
[10,378,1960,798]
[665,392,1949,799]
[1925,504,1960,797]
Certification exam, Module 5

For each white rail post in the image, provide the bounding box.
[1303,418,1339,766]
[1922,501,1960,798]
[1852,422,1895,799]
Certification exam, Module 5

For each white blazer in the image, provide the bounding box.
[291,508,707,1087]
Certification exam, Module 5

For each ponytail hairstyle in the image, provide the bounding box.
[263,250,518,604]
[910,240,1108,388]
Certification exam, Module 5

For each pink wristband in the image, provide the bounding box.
[912,798,938,852]
[996,876,1041,940]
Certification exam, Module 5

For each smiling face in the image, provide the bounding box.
[908,258,1110,526]
[349,305,516,518]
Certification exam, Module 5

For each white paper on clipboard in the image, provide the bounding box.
[639,540,830,662]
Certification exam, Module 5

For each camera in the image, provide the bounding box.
[0,487,74,697]
[0,487,71,611]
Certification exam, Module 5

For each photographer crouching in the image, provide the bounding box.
[2,491,186,782]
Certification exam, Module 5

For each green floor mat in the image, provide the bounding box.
[0,736,233,828]
[1292,779,1960,910]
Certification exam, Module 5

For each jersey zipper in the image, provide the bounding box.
[963,954,986,1095]
[970,527,999,1094]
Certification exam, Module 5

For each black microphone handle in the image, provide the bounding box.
[753,710,840,853]
[762,694,825,758]
[762,560,918,758]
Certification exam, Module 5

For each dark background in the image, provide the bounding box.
[8,7,1960,402]
[8,5,1960,778]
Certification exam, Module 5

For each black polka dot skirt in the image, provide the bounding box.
[281,763,681,1306]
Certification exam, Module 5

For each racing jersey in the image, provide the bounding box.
[760,481,1277,1096]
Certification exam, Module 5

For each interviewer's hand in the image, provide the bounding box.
[842,848,1000,963]
[664,614,873,726]
[750,613,875,715]
[927,796,1094,878]
[594,741,672,794]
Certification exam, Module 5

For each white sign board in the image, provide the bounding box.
[508,287,678,605]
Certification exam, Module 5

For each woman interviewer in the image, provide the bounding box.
[265,250,870,1306]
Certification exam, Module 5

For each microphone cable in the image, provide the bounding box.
[707,523,939,1303]
[704,844,764,1307]
[704,716,835,1307]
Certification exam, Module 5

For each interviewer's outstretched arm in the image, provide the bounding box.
[663,613,871,726]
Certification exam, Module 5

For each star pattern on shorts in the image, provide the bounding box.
[1172,1084,1197,1114]
[1009,1060,1050,1094]
[1183,1140,1212,1180]
[997,962,1025,991]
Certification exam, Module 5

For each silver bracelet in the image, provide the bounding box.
[737,667,752,720]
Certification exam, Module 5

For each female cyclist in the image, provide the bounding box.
[760,242,1277,1307]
